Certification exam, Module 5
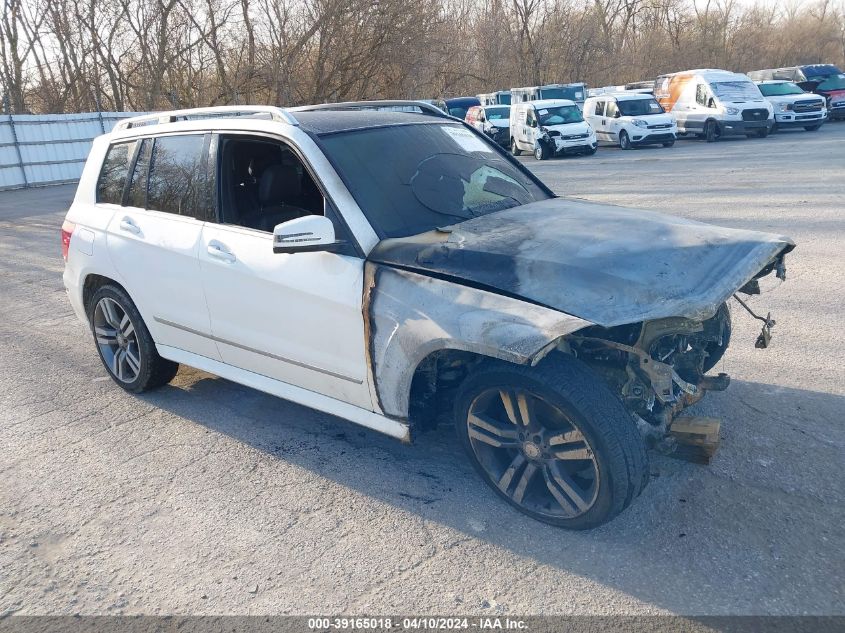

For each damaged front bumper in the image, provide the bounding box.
[540,133,597,156]
[562,247,789,458]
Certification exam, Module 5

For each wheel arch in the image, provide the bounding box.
[363,263,590,420]
[704,117,720,130]
[82,274,159,340]
[82,273,129,315]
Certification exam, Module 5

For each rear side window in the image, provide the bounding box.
[147,134,207,218]
[96,142,134,205]
[593,101,606,117]
[127,138,152,208]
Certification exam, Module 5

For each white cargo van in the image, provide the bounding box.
[654,69,774,141]
[583,93,677,149]
[510,99,597,159]
[511,83,587,109]
[478,91,511,106]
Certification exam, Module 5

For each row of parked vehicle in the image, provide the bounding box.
[434,64,844,160]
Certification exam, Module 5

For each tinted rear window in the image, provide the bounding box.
[96,142,134,205]
[147,134,207,218]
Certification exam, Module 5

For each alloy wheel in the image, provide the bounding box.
[93,297,142,383]
[466,388,600,519]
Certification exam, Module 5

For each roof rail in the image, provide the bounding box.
[113,105,299,131]
[289,100,452,118]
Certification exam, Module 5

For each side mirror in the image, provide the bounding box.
[272,215,343,254]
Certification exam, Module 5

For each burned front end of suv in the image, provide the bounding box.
[366,198,794,452]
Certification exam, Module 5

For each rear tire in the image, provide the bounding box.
[88,285,179,393]
[454,355,649,530]
[511,139,522,156]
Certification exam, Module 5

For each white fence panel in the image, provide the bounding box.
[0,112,146,190]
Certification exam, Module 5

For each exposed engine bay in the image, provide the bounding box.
[558,253,787,451]
[566,303,732,439]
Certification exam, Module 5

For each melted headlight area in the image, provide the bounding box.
[565,304,732,430]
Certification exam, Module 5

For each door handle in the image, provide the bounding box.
[119,217,140,235]
[207,241,236,263]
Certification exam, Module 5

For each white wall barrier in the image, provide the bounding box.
[0,112,145,191]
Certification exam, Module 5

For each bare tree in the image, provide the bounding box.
[3,0,844,113]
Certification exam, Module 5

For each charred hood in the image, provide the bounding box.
[367,199,794,328]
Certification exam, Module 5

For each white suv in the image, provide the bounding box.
[63,103,794,529]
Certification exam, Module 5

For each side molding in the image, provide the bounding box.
[156,344,411,442]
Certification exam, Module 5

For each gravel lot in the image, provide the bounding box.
[1,124,843,616]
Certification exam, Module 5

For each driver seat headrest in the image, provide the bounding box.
[259,164,301,206]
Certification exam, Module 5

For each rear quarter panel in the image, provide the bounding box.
[63,135,123,323]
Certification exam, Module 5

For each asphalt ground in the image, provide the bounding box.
[1,123,843,616]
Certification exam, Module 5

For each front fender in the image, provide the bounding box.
[535,135,554,153]
[363,263,589,418]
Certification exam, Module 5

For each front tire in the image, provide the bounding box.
[619,130,632,150]
[454,356,649,530]
[704,120,720,142]
[805,124,821,131]
[511,139,522,156]
[662,140,675,148]
[534,143,549,160]
[88,285,179,393]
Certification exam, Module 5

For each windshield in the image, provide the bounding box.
[537,105,583,125]
[541,86,584,101]
[318,123,550,239]
[710,81,762,101]
[448,107,469,119]
[817,74,845,91]
[485,106,510,121]
[617,98,664,116]
[758,82,805,96]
